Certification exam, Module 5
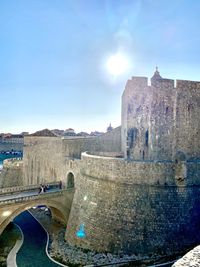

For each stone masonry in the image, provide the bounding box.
[1,70,200,260]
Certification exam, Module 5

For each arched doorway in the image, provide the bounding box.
[67,172,75,189]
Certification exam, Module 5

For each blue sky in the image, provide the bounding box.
[1,0,200,134]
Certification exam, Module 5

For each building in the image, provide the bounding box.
[0,134,24,144]
[107,123,113,132]
[63,128,76,136]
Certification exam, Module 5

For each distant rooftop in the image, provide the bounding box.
[151,66,162,81]
[30,129,56,137]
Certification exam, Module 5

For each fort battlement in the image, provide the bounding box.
[81,151,200,186]
[125,75,200,91]
[176,79,200,89]
[122,77,149,97]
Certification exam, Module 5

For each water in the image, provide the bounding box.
[14,211,62,267]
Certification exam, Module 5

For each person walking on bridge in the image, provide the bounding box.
[39,185,44,194]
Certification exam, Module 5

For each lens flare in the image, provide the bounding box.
[2,210,11,217]
[106,53,130,76]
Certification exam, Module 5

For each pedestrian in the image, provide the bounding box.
[39,185,43,194]
[38,186,42,194]
[44,185,48,192]
[59,180,62,189]
[41,185,44,193]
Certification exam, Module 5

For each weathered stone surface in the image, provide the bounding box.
[0,159,23,188]
[121,73,200,161]
[173,246,200,267]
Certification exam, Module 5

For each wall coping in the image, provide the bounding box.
[81,152,176,165]
[81,151,125,161]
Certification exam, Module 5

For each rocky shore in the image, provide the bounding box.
[30,207,199,267]
[172,245,200,267]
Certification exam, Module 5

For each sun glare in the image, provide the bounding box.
[106,53,130,76]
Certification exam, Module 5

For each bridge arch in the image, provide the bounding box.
[0,199,70,236]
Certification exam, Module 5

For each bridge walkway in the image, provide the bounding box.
[0,187,61,202]
[0,182,65,205]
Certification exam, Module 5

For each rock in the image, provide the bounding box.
[173,246,200,267]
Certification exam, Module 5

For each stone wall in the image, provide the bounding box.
[23,136,65,186]
[121,76,200,161]
[22,127,121,186]
[121,77,149,159]
[62,126,121,159]
[0,159,23,188]
[175,80,200,160]
[65,152,200,257]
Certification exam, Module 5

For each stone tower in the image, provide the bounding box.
[121,69,200,161]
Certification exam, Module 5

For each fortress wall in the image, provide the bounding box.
[80,152,200,186]
[121,77,150,159]
[121,76,200,162]
[62,137,97,159]
[149,84,176,161]
[176,80,200,89]
[121,76,176,161]
[186,161,200,185]
[66,157,200,256]
[62,127,121,159]
[175,80,200,159]
[81,152,176,185]
[0,161,23,188]
[22,127,121,186]
[23,136,65,186]
[95,126,121,152]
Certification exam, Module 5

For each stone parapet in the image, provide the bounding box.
[176,79,200,89]
[0,181,61,195]
[66,158,200,257]
[81,152,176,185]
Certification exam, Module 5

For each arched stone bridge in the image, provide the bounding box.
[0,182,74,235]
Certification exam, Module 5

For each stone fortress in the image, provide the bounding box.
[1,69,200,259]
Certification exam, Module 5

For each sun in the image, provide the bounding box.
[106,53,130,76]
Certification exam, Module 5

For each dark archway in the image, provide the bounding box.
[67,172,75,189]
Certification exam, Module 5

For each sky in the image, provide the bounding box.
[1,0,200,134]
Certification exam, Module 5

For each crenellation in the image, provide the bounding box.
[131,76,148,85]
[176,79,200,89]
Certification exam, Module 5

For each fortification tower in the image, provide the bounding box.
[121,68,200,161]
[175,79,200,160]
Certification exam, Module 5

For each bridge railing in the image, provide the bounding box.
[0,182,61,195]
[0,188,74,206]
[0,190,63,205]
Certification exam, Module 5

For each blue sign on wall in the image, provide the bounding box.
[76,223,86,238]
